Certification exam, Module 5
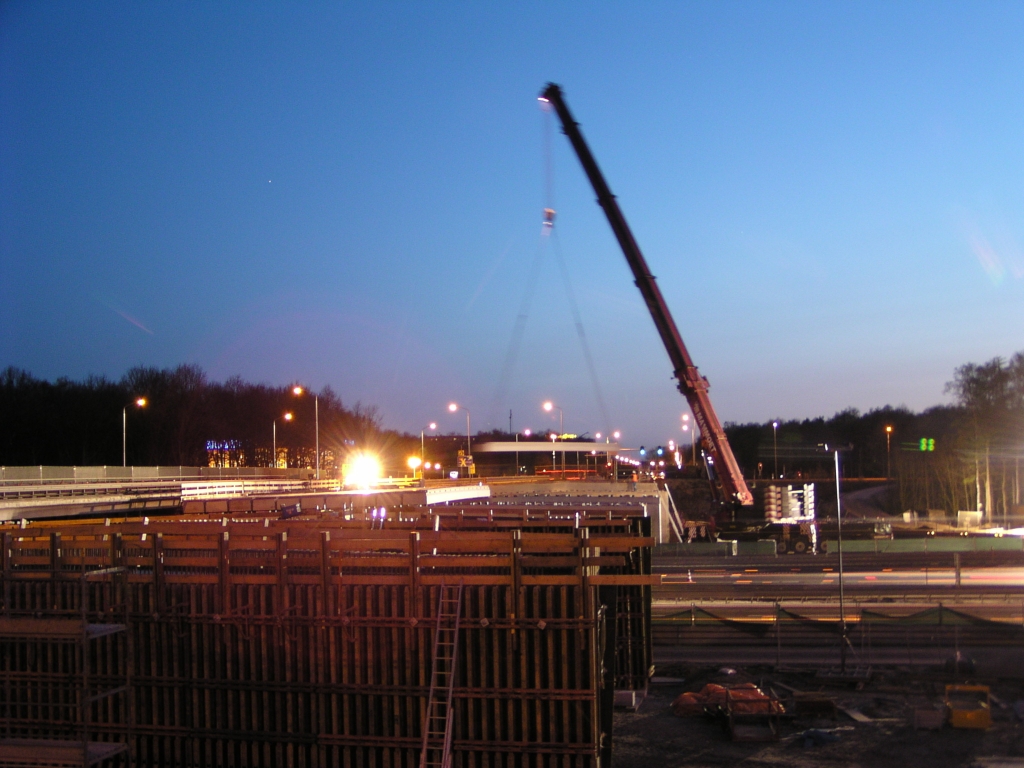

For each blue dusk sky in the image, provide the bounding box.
[2,2,1023,448]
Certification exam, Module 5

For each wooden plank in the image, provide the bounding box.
[419,575,511,586]
[418,555,512,568]
[585,574,662,586]
[519,576,580,586]
[584,536,655,549]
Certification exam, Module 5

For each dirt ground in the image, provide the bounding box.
[613,664,1024,768]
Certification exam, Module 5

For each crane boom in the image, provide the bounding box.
[540,82,753,508]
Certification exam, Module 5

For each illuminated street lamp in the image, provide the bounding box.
[609,431,621,482]
[514,428,531,476]
[292,387,320,480]
[122,397,147,467]
[772,420,779,479]
[542,401,565,478]
[682,414,696,465]
[273,412,293,469]
[448,403,471,476]
[407,456,423,478]
[421,422,437,464]
[885,425,893,480]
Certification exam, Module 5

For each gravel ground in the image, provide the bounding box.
[612,665,1024,768]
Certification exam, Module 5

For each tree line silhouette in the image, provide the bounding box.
[723,351,1024,519]
[0,365,394,471]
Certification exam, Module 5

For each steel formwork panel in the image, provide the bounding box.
[1,510,654,768]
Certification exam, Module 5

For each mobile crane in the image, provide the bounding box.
[540,83,754,513]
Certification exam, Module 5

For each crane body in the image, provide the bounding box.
[540,82,754,509]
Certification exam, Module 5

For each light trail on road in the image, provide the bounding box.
[660,566,1024,588]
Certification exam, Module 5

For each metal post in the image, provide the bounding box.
[835,450,847,673]
[315,396,320,480]
[885,426,892,480]
[272,420,276,468]
[559,409,564,479]
[122,407,127,467]
[772,421,779,479]
[775,601,781,669]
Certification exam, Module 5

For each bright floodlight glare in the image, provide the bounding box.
[292,386,303,395]
[284,412,293,421]
[613,431,620,439]
[429,422,437,430]
[773,421,779,428]
[344,453,383,489]
[524,429,532,437]
[407,456,422,470]
[596,433,602,440]
[543,401,553,412]
[136,398,147,407]
[886,425,893,433]
[448,403,458,412]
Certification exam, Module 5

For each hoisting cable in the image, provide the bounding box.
[550,228,613,435]
[542,94,612,435]
[491,95,612,435]
[489,101,558,419]
[489,231,547,418]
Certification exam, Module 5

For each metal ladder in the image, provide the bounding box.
[419,581,463,768]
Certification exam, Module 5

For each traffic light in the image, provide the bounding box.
[919,438,935,452]
[656,446,664,456]
[639,446,646,457]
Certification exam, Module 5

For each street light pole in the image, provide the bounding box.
[835,448,848,673]
[122,398,147,468]
[421,422,437,470]
[292,387,320,479]
[543,401,564,479]
[448,404,471,476]
[885,425,893,480]
[611,430,620,483]
[273,412,293,469]
[772,421,779,479]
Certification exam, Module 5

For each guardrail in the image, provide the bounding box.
[179,479,331,500]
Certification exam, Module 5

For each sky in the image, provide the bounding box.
[3,2,1024,449]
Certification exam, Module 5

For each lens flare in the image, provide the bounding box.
[344,453,382,489]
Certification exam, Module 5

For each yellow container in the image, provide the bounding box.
[945,685,991,729]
